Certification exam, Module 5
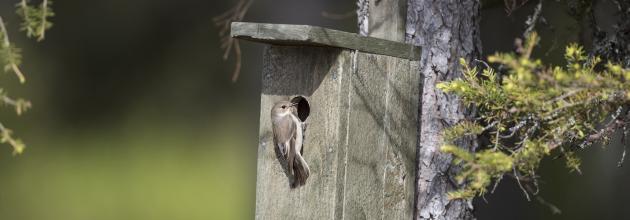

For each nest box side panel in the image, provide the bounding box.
[255,45,352,220]
[341,52,419,219]
[382,59,420,220]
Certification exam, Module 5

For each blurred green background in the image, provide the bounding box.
[0,0,627,219]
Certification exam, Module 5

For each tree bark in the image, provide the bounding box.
[405,0,482,219]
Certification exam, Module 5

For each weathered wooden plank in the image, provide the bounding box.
[365,3,417,218]
[368,0,422,219]
[382,59,420,220]
[368,0,407,42]
[256,45,351,220]
[341,52,418,220]
[344,52,389,219]
[231,22,420,60]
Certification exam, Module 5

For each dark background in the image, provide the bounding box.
[0,0,626,219]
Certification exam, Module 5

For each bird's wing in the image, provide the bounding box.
[290,114,303,154]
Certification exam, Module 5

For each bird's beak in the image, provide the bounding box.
[291,102,298,107]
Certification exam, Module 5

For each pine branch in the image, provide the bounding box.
[0,122,25,155]
[438,33,630,200]
[0,16,26,83]
[16,0,54,41]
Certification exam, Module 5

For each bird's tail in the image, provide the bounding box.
[292,152,310,187]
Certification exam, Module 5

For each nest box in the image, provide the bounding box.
[232,22,421,219]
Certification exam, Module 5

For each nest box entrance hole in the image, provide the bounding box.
[291,96,310,122]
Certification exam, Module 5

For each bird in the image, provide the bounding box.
[271,100,310,187]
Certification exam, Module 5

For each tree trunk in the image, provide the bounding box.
[405,0,482,219]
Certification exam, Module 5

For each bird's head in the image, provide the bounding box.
[271,100,297,117]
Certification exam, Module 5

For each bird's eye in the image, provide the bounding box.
[282,105,286,109]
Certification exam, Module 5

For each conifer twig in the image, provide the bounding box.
[513,167,531,201]
[38,0,49,41]
[0,122,25,155]
[0,16,26,83]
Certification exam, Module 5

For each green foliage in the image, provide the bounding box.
[443,121,484,143]
[439,32,630,200]
[0,20,25,83]
[513,140,549,172]
[442,145,513,199]
[563,150,582,173]
[0,89,32,116]
[16,0,54,41]
[0,1,53,155]
[0,123,26,155]
[0,42,22,73]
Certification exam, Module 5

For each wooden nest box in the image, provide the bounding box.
[232,22,421,219]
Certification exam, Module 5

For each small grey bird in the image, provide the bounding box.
[271,100,310,187]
